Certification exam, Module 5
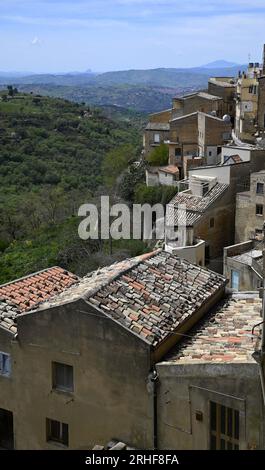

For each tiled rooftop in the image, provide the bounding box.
[38,251,226,347]
[231,249,263,267]
[223,154,243,164]
[209,77,236,88]
[167,183,228,226]
[170,111,228,124]
[159,165,179,175]
[177,92,222,101]
[87,252,225,347]
[145,122,170,131]
[0,267,79,333]
[165,293,262,364]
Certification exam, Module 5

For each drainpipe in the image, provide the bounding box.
[149,368,159,450]
[253,222,265,405]
[260,223,265,404]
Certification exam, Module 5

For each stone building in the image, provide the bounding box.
[0,252,226,450]
[168,112,232,178]
[235,63,261,143]
[1,253,265,450]
[208,77,236,118]
[166,149,265,272]
[145,165,179,187]
[143,90,227,158]
[172,92,223,119]
[143,122,170,157]
[157,292,264,450]
[223,240,263,291]
[235,169,265,243]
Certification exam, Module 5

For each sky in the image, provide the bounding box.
[1,0,265,73]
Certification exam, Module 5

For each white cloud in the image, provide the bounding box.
[31,36,41,46]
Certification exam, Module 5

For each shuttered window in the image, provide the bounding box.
[0,353,11,377]
[210,402,240,450]
[52,362,74,392]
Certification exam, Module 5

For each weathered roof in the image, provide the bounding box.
[159,165,179,175]
[170,111,228,124]
[0,267,79,333]
[145,122,170,131]
[164,293,261,364]
[209,77,236,88]
[176,91,222,101]
[87,251,226,347]
[38,251,226,348]
[231,249,263,267]
[223,154,243,164]
[167,183,228,226]
[0,300,20,334]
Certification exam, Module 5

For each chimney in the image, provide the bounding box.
[263,44,265,75]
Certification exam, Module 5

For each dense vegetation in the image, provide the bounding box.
[0,90,150,284]
[0,90,141,198]
[10,83,180,114]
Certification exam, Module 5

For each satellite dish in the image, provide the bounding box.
[223,114,231,123]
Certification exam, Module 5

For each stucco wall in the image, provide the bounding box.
[0,299,154,450]
[156,362,264,450]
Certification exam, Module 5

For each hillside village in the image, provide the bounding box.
[2,45,265,452]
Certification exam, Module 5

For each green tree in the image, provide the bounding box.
[102,144,137,188]
[147,143,169,166]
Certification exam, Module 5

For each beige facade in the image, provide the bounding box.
[0,300,154,450]
[144,89,227,159]
[166,150,265,273]
[235,169,265,243]
[235,64,260,143]
[168,112,232,178]
[172,92,223,119]
[224,240,263,291]
[208,77,236,117]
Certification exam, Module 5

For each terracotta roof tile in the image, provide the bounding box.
[0,267,79,334]
[165,294,262,364]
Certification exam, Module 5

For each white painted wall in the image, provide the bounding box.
[221,146,251,163]
[189,164,231,184]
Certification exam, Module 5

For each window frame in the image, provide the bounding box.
[0,352,11,377]
[256,182,264,195]
[154,133,160,144]
[209,217,215,229]
[210,401,240,450]
[52,362,74,393]
[46,418,69,447]
[256,204,264,216]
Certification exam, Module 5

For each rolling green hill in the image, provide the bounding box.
[0,91,148,284]
[0,90,141,198]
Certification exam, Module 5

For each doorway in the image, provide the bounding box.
[0,408,14,449]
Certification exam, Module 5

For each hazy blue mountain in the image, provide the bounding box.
[0,63,247,88]
[201,60,239,69]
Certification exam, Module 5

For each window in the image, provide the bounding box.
[154,133,160,144]
[231,270,240,290]
[0,353,11,377]
[202,183,209,196]
[256,204,263,216]
[208,151,212,157]
[46,419,69,447]
[210,218,215,228]
[175,148,181,157]
[256,228,263,237]
[256,183,264,194]
[210,402,239,450]
[52,362,74,393]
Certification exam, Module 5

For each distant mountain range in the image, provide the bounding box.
[201,60,239,69]
[0,63,247,88]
